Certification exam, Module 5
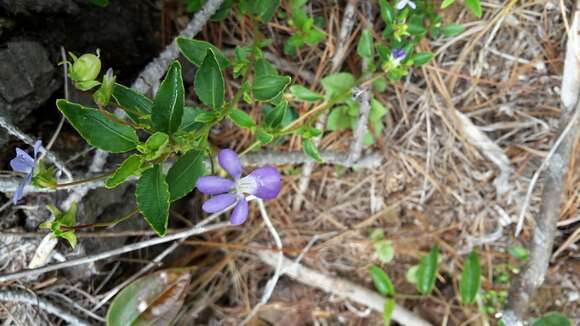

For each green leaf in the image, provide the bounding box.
[263,101,287,129]
[532,312,571,326]
[459,250,481,304]
[369,99,388,122]
[60,231,77,248]
[256,0,279,22]
[383,298,395,325]
[303,139,323,162]
[412,52,434,66]
[357,29,374,59]
[374,240,394,264]
[166,150,205,201]
[378,0,394,24]
[370,228,384,242]
[256,128,274,144]
[326,106,353,131]
[441,23,465,37]
[179,106,206,132]
[136,165,170,236]
[211,0,233,21]
[290,85,323,102]
[176,37,229,69]
[408,15,427,35]
[105,154,143,189]
[195,49,225,110]
[137,132,170,161]
[106,270,191,326]
[441,0,456,8]
[254,58,278,78]
[112,83,152,123]
[406,265,419,284]
[464,0,482,18]
[252,75,291,102]
[416,246,439,295]
[303,28,326,46]
[56,100,139,153]
[228,108,256,129]
[321,73,355,100]
[90,0,109,7]
[368,265,394,297]
[507,245,529,260]
[152,61,184,134]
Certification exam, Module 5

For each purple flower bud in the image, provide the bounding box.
[391,49,406,61]
[10,140,42,204]
[196,176,234,195]
[202,193,237,213]
[247,166,281,200]
[230,197,248,225]
[218,148,242,179]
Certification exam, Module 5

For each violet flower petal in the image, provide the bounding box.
[196,176,235,195]
[10,148,34,173]
[218,149,242,179]
[13,173,32,204]
[230,196,248,225]
[33,140,42,159]
[202,193,237,213]
[247,166,281,200]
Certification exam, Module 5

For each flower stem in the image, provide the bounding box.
[54,173,113,189]
[61,208,138,231]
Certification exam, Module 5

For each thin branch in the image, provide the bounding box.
[502,4,580,323]
[0,289,90,326]
[256,250,432,326]
[242,199,283,324]
[0,215,231,283]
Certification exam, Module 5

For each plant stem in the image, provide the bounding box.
[61,208,138,231]
[54,172,112,189]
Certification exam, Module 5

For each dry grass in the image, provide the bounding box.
[1,0,579,325]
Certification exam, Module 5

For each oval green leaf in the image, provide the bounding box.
[357,29,374,59]
[368,265,394,297]
[321,73,355,100]
[106,270,191,326]
[442,23,465,37]
[105,154,143,189]
[136,165,170,236]
[532,312,571,326]
[56,99,139,153]
[228,108,256,128]
[152,61,184,134]
[303,139,323,162]
[290,85,323,102]
[195,49,225,110]
[383,298,395,325]
[176,37,229,69]
[252,75,291,102]
[166,150,205,201]
[416,246,439,295]
[112,83,152,123]
[464,0,482,18]
[459,250,481,304]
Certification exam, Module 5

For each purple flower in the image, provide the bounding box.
[196,149,281,225]
[10,140,41,204]
[391,48,406,61]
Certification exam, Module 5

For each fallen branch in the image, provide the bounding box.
[0,289,90,326]
[502,4,580,324]
[256,250,432,326]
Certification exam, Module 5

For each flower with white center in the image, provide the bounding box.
[396,0,416,10]
[195,149,281,225]
[10,140,41,204]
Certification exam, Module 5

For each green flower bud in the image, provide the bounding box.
[93,68,116,107]
[68,51,102,91]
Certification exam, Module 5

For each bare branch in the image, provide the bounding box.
[256,250,432,326]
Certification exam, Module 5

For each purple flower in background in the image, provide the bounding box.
[196,149,281,225]
[10,140,41,204]
[391,48,406,62]
[396,0,416,10]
